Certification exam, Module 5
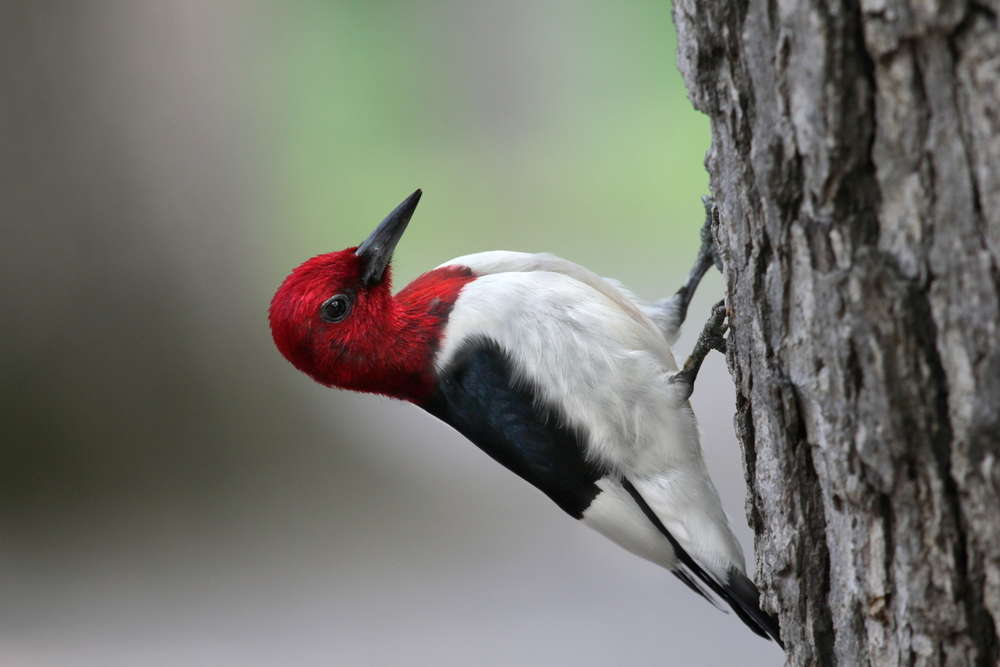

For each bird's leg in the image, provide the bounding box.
[671,197,724,328]
[681,299,728,379]
[665,300,728,403]
[650,197,724,343]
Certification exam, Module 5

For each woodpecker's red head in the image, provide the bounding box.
[269,190,473,403]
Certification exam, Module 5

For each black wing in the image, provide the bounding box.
[421,338,605,519]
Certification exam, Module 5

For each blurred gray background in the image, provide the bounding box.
[1,2,784,665]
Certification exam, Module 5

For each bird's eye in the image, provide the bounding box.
[320,294,352,323]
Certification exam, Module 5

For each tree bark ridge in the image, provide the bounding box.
[673,0,1000,665]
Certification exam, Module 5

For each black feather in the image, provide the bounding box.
[422,338,605,518]
[620,478,783,647]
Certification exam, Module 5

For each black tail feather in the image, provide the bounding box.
[621,477,784,648]
[723,568,784,648]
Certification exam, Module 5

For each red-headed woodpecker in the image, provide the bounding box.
[269,190,783,647]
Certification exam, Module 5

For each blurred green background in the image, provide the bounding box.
[265,1,709,292]
[1,2,782,665]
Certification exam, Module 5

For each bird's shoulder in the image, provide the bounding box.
[438,250,648,322]
[435,252,675,372]
[436,251,670,361]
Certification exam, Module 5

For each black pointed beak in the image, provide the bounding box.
[356,189,422,285]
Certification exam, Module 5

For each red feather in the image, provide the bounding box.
[269,249,474,403]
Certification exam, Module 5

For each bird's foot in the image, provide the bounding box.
[657,198,724,342]
[668,300,728,397]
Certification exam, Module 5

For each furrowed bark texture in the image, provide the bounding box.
[673,1,1000,665]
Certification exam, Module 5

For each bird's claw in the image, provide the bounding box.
[663,198,725,338]
[674,299,729,392]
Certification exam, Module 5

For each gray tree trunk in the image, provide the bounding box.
[673,1,1000,665]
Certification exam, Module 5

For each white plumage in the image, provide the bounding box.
[435,251,746,584]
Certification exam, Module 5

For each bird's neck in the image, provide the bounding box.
[342,265,476,403]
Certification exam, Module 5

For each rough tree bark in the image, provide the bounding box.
[672,1,1000,665]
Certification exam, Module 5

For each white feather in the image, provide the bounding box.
[434,251,747,579]
[581,478,678,570]
[644,293,686,346]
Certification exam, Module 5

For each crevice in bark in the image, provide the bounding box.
[734,371,765,536]
[913,279,1000,667]
[780,377,837,664]
[799,433,836,664]
[877,491,894,626]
